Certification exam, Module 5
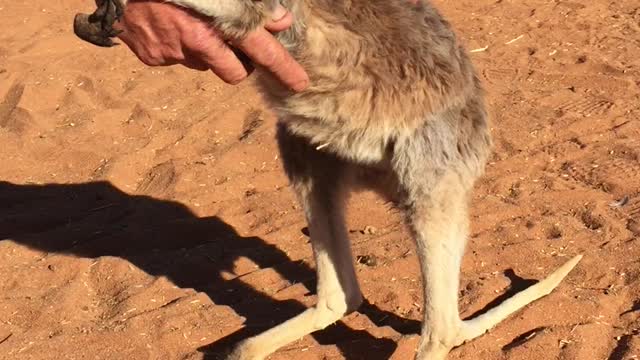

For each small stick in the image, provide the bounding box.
[505,35,524,45]
[0,333,12,345]
[470,46,489,53]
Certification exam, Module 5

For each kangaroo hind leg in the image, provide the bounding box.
[227,126,363,360]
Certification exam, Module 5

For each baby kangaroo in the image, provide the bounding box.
[74,1,582,359]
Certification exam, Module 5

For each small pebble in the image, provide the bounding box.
[363,225,378,235]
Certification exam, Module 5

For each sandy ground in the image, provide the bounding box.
[1,0,639,359]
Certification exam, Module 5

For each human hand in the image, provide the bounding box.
[114,0,309,91]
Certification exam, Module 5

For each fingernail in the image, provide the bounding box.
[271,3,287,21]
[291,79,309,92]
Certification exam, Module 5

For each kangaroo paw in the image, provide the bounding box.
[73,0,125,47]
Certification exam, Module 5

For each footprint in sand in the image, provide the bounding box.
[556,97,615,117]
[0,82,32,134]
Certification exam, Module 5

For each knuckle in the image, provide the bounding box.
[241,33,283,69]
[170,49,186,62]
[138,55,159,66]
[259,42,281,68]
[142,49,164,66]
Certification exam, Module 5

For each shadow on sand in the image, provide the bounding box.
[0,180,421,359]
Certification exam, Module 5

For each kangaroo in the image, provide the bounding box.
[73,1,582,359]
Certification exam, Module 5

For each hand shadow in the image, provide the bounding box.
[0,180,411,359]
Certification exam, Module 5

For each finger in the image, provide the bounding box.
[180,57,210,71]
[188,33,250,84]
[236,27,309,91]
[179,46,217,71]
[264,4,293,32]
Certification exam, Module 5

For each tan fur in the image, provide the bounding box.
[87,0,584,359]
[257,0,485,167]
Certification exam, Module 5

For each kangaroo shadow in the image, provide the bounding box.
[0,180,417,359]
